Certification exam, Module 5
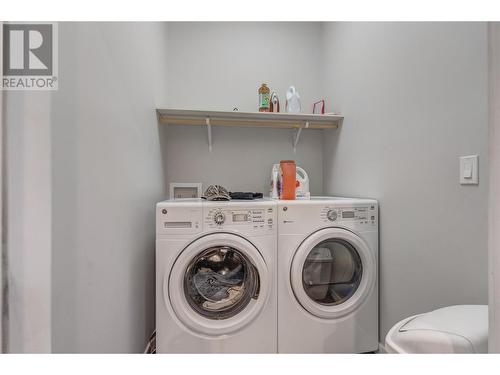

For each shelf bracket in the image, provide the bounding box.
[206,117,212,152]
[293,121,309,153]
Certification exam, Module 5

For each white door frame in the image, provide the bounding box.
[0,20,4,353]
[489,21,500,353]
[0,21,52,352]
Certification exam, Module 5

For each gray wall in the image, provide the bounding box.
[321,22,489,340]
[4,91,53,353]
[163,22,325,195]
[51,23,168,352]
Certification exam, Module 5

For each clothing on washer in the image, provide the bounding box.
[203,185,231,201]
[193,265,243,302]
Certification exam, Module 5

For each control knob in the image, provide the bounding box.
[327,209,337,221]
[213,211,226,225]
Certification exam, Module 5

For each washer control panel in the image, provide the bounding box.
[205,206,275,233]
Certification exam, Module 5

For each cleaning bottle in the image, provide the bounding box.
[270,164,280,199]
[285,86,301,113]
[270,91,280,113]
[295,166,310,200]
[280,160,296,200]
[258,83,270,112]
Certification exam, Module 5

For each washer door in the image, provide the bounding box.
[167,233,269,336]
[290,228,375,319]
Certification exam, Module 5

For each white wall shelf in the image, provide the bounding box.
[156,109,343,152]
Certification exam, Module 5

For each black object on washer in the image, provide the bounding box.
[229,192,264,200]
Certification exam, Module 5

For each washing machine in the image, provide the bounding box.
[156,198,277,353]
[278,197,378,353]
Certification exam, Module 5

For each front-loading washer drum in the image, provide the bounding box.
[184,246,260,320]
[166,233,270,336]
[290,227,376,319]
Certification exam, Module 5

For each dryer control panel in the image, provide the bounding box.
[320,205,376,227]
[205,206,275,234]
[278,199,378,235]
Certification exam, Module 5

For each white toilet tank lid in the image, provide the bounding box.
[385,305,488,353]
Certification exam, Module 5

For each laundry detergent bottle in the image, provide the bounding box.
[280,160,296,200]
[295,166,310,199]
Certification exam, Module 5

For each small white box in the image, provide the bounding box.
[460,155,479,185]
[169,183,203,199]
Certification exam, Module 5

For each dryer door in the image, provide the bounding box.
[290,228,376,319]
[167,232,269,336]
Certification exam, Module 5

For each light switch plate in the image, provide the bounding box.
[460,155,479,185]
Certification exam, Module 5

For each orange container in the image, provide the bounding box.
[280,160,296,200]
